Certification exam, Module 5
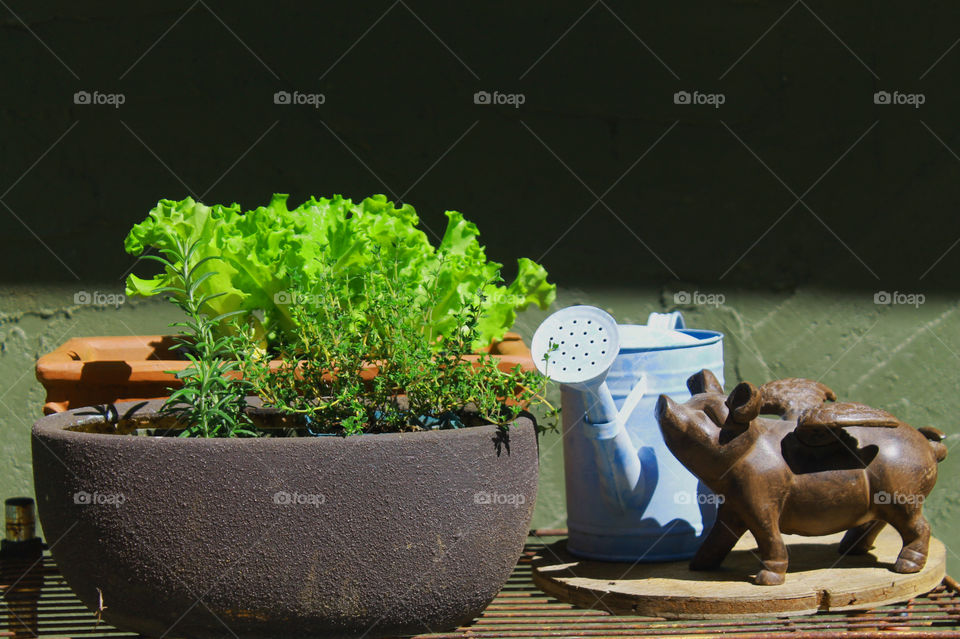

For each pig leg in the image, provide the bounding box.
[743,513,788,585]
[690,505,746,570]
[888,511,931,574]
[838,520,886,555]
[752,531,789,585]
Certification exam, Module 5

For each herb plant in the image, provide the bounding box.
[146,239,255,437]
[239,250,556,436]
[127,197,558,438]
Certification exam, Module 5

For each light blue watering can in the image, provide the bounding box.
[532,306,724,561]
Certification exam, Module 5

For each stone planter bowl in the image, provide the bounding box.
[32,399,539,639]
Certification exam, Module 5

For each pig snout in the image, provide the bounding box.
[656,394,676,422]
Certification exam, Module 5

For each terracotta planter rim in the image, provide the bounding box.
[35,332,535,414]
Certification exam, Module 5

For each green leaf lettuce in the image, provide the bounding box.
[124,193,556,349]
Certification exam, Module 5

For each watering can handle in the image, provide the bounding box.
[646,311,685,330]
[618,373,647,427]
[616,312,680,426]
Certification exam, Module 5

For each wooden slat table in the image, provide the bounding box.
[3,532,960,638]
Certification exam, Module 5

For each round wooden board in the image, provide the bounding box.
[531,527,946,619]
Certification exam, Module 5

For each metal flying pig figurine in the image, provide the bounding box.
[655,370,947,586]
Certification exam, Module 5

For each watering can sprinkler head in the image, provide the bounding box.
[532,306,622,425]
[531,305,620,384]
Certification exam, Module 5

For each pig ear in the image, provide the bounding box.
[725,382,761,425]
[687,369,723,395]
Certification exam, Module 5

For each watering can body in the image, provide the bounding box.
[562,313,724,561]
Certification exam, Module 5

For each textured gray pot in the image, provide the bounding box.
[32,398,538,639]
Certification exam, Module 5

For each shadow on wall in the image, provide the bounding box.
[0,1,959,292]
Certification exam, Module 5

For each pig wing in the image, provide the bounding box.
[759,378,837,419]
[794,402,900,447]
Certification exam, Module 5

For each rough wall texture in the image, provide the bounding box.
[0,290,180,494]
[3,0,960,577]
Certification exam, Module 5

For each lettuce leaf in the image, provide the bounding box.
[124,193,556,349]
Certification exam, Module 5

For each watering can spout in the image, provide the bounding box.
[580,375,650,512]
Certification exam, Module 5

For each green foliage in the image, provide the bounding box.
[127,198,558,438]
[123,193,556,350]
[239,250,556,436]
[147,239,255,438]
